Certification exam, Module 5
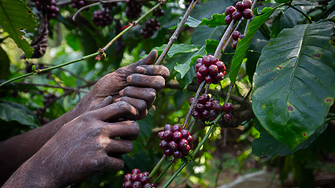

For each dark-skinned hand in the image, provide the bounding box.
[3,101,139,188]
[84,50,169,120]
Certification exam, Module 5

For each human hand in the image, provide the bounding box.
[84,50,169,119]
[3,101,140,188]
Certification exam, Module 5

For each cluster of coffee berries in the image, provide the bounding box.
[231,31,245,49]
[92,9,113,27]
[125,1,142,19]
[102,2,117,10]
[158,124,193,159]
[225,0,253,24]
[32,0,59,19]
[152,6,165,17]
[222,102,234,122]
[71,0,88,9]
[195,55,226,84]
[185,0,201,8]
[190,94,222,122]
[140,18,160,39]
[123,169,156,188]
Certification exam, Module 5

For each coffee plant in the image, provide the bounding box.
[1,0,335,187]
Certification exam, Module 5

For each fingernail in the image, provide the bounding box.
[126,75,132,83]
[119,90,124,96]
[115,98,120,102]
[136,66,146,74]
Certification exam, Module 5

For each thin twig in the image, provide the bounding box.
[0,52,99,87]
[149,155,166,178]
[155,0,198,65]
[72,2,100,21]
[213,20,235,59]
[181,81,205,129]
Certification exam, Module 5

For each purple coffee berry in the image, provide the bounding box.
[163,130,173,140]
[205,75,214,83]
[187,135,193,143]
[124,173,132,182]
[202,56,212,66]
[223,113,233,122]
[243,8,253,19]
[168,140,178,151]
[202,110,210,119]
[164,149,172,156]
[158,131,164,140]
[204,101,213,110]
[173,131,182,142]
[196,72,204,80]
[232,10,243,21]
[193,110,201,119]
[198,65,208,75]
[164,124,172,131]
[132,181,142,188]
[225,14,232,25]
[244,0,253,9]
[223,103,234,112]
[132,168,141,174]
[172,150,182,158]
[213,102,223,112]
[225,6,236,15]
[232,31,241,40]
[178,139,189,149]
[196,103,205,112]
[189,97,194,106]
[171,125,181,132]
[216,61,226,71]
[208,64,219,75]
[181,129,190,139]
[123,181,133,188]
[232,40,238,49]
[159,140,169,150]
[235,1,244,10]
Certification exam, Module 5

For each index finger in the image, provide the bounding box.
[90,101,139,121]
[136,65,170,79]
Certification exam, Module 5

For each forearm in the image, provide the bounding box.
[0,92,92,184]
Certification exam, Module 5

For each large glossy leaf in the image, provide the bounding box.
[0,0,37,58]
[252,121,328,157]
[155,44,200,57]
[252,20,335,151]
[229,7,276,84]
[0,100,39,128]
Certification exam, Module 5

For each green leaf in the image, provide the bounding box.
[169,16,201,30]
[252,20,335,151]
[199,13,226,28]
[0,46,10,79]
[0,100,39,129]
[205,39,219,54]
[190,0,234,21]
[192,25,226,46]
[174,45,206,79]
[252,122,328,157]
[0,0,37,58]
[154,44,200,57]
[229,7,276,84]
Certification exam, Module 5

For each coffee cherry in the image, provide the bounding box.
[244,0,253,9]
[205,101,213,110]
[33,0,59,19]
[238,34,245,40]
[232,10,243,21]
[196,72,204,80]
[196,103,205,112]
[141,18,161,39]
[187,135,193,143]
[213,102,223,112]
[131,169,141,174]
[131,173,140,182]
[132,181,142,188]
[178,139,189,149]
[181,145,191,154]
[202,110,210,120]
[142,172,149,177]
[243,8,253,19]
[208,64,219,75]
[164,124,172,131]
[163,130,173,140]
[216,61,226,72]
[193,110,201,119]
[143,183,157,188]
[124,173,132,182]
[202,56,212,67]
[168,140,178,151]
[223,113,233,122]
[164,149,172,156]
[159,140,169,150]
[126,1,142,19]
[210,110,219,120]
[171,125,181,132]
[214,72,225,82]
[158,131,164,140]
[198,95,207,104]
[205,75,214,83]
[232,31,241,40]
[223,103,234,112]
[172,150,182,158]
[195,62,202,70]
[196,57,203,64]
[181,129,190,139]
[123,181,132,188]
[235,1,244,10]
[198,65,208,75]
[202,94,210,101]
[92,9,113,27]
[225,6,236,15]
[153,6,165,17]
[172,131,182,142]
[139,176,150,184]
[225,14,232,25]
